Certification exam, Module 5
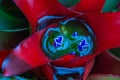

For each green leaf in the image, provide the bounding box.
[0,0,29,31]
[0,9,28,30]
[102,0,120,12]
[0,0,25,18]
[0,28,29,50]
[0,0,29,50]
[0,12,29,50]
[109,48,120,58]
[58,0,80,7]
[87,74,120,80]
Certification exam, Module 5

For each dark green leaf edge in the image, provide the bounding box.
[0,9,29,31]
[109,48,120,58]
[58,0,80,7]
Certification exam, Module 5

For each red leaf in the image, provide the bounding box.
[63,12,120,68]
[2,53,33,76]
[2,27,51,76]
[56,54,96,68]
[91,51,120,75]
[83,12,120,53]
[13,0,77,32]
[82,58,95,80]
[51,54,77,67]
[72,0,105,12]
[41,64,53,80]
[0,49,12,67]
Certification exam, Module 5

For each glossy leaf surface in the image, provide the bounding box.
[2,27,51,76]
[58,0,80,7]
[2,0,120,79]
[72,0,105,12]
[0,9,28,30]
[0,0,29,68]
[0,0,28,31]
[13,0,77,32]
[53,12,120,68]
[103,0,120,12]
[83,12,120,53]
[3,9,120,78]
[0,0,29,49]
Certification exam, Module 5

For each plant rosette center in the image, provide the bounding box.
[41,18,95,60]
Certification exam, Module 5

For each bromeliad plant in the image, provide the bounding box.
[1,0,120,80]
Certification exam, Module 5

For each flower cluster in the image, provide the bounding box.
[0,0,120,80]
